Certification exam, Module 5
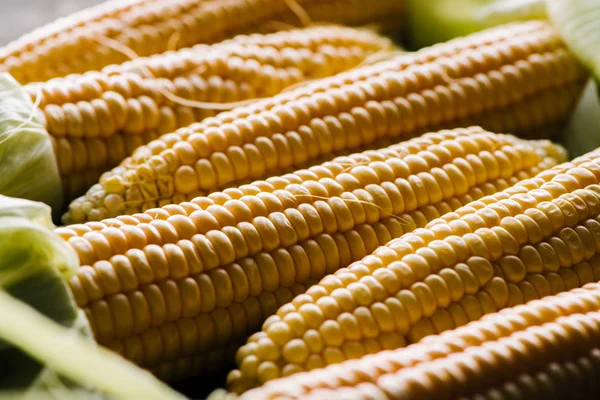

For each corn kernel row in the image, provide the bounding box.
[58,128,484,242]
[34,43,381,139]
[86,216,404,378]
[228,147,600,392]
[467,351,600,400]
[103,281,315,381]
[3,0,404,84]
[59,127,557,244]
[28,26,394,202]
[52,130,162,200]
[0,0,154,82]
[238,282,600,399]
[65,22,586,223]
[53,128,563,379]
[58,129,559,275]
[104,26,395,80]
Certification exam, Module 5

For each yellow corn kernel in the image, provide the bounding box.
[56,127,564,381]
[3,0,405,84]
[34,26,394,203]
[238,281,600,399]
[65,21,586,223]
[229,145,600,392]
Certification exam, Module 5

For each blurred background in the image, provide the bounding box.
[1,0,103,45]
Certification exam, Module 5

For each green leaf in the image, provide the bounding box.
[0,196,54,229]
[560,80,600,157]
[0,73,61,211]
[548,0,600,81]
[0,293,187,400]
[0,197,81,391]
[0,196,185,400]
[406,0,547,49]
[0,218,77,288]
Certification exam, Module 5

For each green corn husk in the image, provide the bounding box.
[0,73,61,212]
[407,0,547,49]
[548,0,600,158]
[548,0,600,82]
[0,196,186,400]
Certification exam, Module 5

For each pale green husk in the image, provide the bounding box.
[0,196,53,230]
[548,0,600,81]
[0,73,61,211]
[560,81,600,158]
[548,0,600,157]
[0,196,185,400]
[475,0,547,25]
[407,0,547,49]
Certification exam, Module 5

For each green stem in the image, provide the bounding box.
[0,291,186,400]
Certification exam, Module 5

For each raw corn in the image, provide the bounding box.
[3,0,405,84]
[234,282,600,400]
[53,127,564,381]
[25,26,393,201]
[228,144,600,393]
[100,26,395,80]
[64,21,587,224]
[0,0,155,80]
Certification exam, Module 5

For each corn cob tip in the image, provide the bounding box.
[541,139,569,163]
[62,178,132,224]
[511,135,568,164]
[480,130,568,163]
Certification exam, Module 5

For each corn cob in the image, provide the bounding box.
[235,282,600,400]
[29,26,392,202]
[228,141,600,392]
[468,354,600,400]
[99,26,394,80]
[440,83,584,139]
[53,127,563,381]
[465,354,600,400]
[52,131,163,202]
[64,21,587,224]
[3,0,405,84]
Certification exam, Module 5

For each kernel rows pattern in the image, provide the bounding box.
[321,312,600,400]
[464,351,600,400]
[106,281,315,381]
[228,148,600,392]
[32,26,392,201]
[52,131,162,201]
[59,128,559,277]
[3,0,404,84]
[101,26,395,80]
[30,26,392,138]
[59,127,563,242]
[238,282,600,399]
[87,217,404,378]
[0,0,155,82]
[54,128,563,379]
[64,21,587,223]
[205,22,554,120]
